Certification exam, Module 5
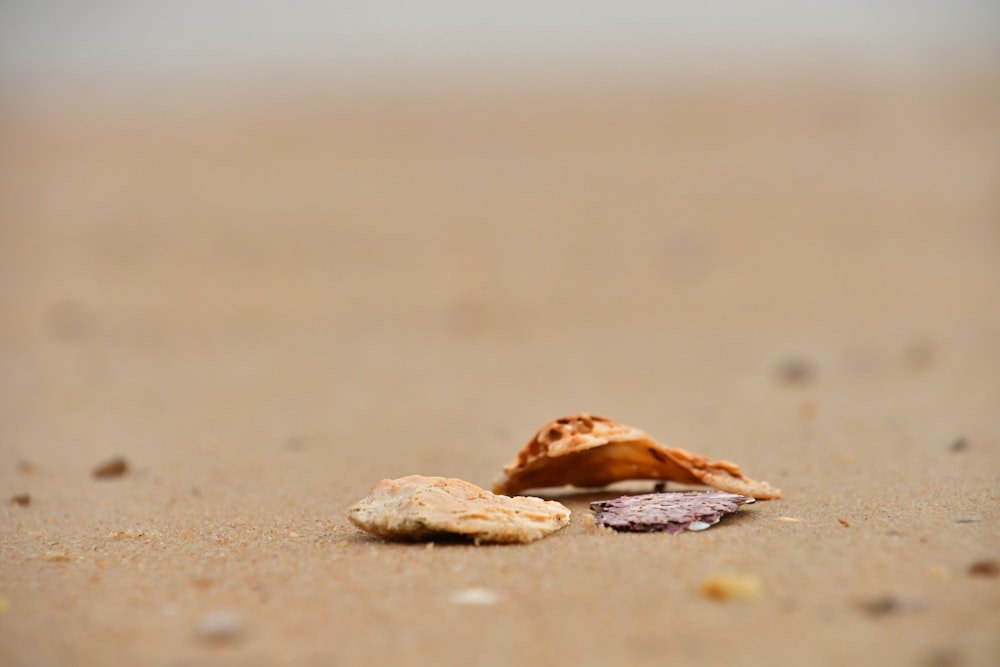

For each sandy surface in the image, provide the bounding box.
[2,77,999,666]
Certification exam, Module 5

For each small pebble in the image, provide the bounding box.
[921,648,963,667]
[92,457,129,479]
[775,358,815,385]
[10,493,30,507]
[282,436,306,452]
[449,587,499,606]
[967,560,998,578]
[839,519,850,527]
[903,339,937,371]
[42,551,72,562]
[700,574,763,601]
[857,594,900,617]
[949,437,969,453]
[196,610,245,644]
[927,565,949,579]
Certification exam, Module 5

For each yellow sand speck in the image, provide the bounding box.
[700,574,764,601]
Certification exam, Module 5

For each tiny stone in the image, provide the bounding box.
[920,648,963,667]
[196,610,245,644]
[857,594,900,617]
[903,339,937,371]
[42,551,72,562]
[967,560,998,578]
[282,436,306,452]
[927,565,949,579]
[92,457,129,479]
[949,437,970,452]
[449,587,499,606]
[10,493,30,507]
[700,574,763,601]
[191,577,214,590]
[775,357,815,385]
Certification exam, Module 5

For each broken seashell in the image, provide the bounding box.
[590,490,754,533]
[348,475,570,544]
[492,414,781,499]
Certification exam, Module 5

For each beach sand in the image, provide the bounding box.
[2,76,999,666]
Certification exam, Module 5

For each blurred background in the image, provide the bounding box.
[1,0,999,473]
[2,1,999,93]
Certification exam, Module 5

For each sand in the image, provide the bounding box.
[1,76,999,666]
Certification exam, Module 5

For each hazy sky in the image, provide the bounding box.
[2,1,998,91]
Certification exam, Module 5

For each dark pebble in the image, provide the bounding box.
[92,457,129,479]
[967,560,998,578]
[857,594,900,617]
[949,437,970,452]
[775,358,815,385]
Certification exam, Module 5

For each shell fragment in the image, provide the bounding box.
[590,490,755,533]
[493,413,781,500]
[348,475,570,544]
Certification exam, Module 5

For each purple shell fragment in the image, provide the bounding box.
[590,491,755,533]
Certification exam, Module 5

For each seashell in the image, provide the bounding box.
[348,475,571,544]
[590,490,755,533]
[492,413,781,499]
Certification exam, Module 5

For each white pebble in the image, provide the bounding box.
[196,610,245,643]
[449,587,499,606]
[687,520,714,531]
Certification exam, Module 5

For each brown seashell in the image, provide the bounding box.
[348,475,571,544]
[492,413,781,499]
